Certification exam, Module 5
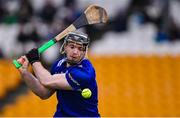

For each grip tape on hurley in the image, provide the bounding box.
[13,39,56,69]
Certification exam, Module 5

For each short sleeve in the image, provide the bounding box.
[65,66,94,90]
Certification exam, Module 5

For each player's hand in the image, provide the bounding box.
[17,56,29,73]
[25,48,40,64]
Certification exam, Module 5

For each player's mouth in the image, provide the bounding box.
[70,56,78,60]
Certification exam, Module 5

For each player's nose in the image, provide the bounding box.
[72,48,79,54]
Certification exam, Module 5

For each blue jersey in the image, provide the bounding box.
[50,57,100,117]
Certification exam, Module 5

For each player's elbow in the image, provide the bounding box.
[39,95,49,100]
[36,90,52,100]
[38,92,50,100]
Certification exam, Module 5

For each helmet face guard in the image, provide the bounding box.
[60,31,90,54]
[65,32,89,46]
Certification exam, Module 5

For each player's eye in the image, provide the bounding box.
[78,47,84,51]
[70,45,75,49]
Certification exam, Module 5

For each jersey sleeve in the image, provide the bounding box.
[50,61,59,74]
[50,57,65,74]
[65,66,94,90]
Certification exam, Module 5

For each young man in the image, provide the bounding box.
[17,31,100,117]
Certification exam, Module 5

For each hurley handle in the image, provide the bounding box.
[13,39,56,69]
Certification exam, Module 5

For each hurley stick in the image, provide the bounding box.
[13,5,108,68]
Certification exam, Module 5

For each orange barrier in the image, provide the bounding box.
[1,91,57,117]
[0,55,180,116]
[0,60,21,99]
[90,55,180,116]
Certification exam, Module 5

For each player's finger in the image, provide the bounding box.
[17,56,25,64]
[22,55,29,62]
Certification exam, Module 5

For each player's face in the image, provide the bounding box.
[64,41,86,64]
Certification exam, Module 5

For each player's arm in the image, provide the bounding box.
[32,61,92,91]
[21,70,55,99]
[17,56,55,99]
[25,48,73,90]
[32,62,73,90]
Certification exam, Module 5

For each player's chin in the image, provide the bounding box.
[68,58,78,64]
[70,57,79,62]
[72,59,80,64]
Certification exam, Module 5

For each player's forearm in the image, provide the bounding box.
[32,62,53,87]
[21,71,53,99]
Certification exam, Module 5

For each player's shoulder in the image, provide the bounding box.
[50,57,66,74]
[80,58,94,67]
[77,58,95,73]
[56,58,66,67]
[52,57,66,67]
